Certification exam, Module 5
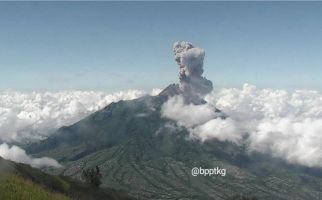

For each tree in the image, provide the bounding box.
[81,166,102,188]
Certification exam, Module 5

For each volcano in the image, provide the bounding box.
[27,85,322,200]
[27,42,322,200]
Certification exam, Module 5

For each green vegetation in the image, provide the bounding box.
[0,175,69,200]
[0,157,135,200]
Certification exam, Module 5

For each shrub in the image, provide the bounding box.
[81,166,102,188]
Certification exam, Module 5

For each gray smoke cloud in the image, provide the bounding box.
[173,41,213,97]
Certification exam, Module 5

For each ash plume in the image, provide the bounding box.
[173,41,213,97]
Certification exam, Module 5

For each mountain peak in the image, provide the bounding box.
[158,83,207,105]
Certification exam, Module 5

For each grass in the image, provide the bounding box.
[0,156,135,200]
[0,175,69,200]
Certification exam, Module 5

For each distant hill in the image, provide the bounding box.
[28,85,322,200]
[0,156,135,200]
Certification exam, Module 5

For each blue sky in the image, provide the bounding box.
[0,2,321,92]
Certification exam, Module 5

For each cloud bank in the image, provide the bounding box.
[161,95,241,143]
[2,84,322,168]
[0,143,61,168]
[162,84,322,168]
[0,89,157,143]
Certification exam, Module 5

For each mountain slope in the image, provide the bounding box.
[0,156,135,200]
[28,86,322,200]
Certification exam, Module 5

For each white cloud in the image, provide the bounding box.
[161,95,241,143]
[162,84,322,168]
[191,118,241,143]
[0,89,160,143]
[0,143,61,168]
[151,88,163,96]
[161,96,219,128]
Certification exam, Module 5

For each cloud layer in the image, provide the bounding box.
[1,85,322,168]
[162,84,322,168]
[0,143,61,168]
[0,89,155,143]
